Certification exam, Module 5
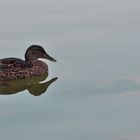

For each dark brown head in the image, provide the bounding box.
[25,45,56,62]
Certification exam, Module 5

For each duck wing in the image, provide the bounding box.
[0,57,33,69]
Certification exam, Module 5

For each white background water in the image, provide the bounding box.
[0,0,140,140]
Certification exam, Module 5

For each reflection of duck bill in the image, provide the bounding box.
[0,72,58,96]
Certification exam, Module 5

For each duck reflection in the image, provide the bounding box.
[0,72,57,96]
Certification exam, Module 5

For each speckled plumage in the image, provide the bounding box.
[0,45,56,80]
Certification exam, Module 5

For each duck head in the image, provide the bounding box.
[25,45,56,62]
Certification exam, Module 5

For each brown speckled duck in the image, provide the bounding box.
[0,45,56,80]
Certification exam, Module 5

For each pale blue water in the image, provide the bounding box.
[0,0,140,140]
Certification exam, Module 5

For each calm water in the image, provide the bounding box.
[0,0,140,140]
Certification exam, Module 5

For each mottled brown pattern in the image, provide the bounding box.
[0,60,48,80]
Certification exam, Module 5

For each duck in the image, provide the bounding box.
[0,45,56,80]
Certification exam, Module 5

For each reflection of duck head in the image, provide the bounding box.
[28,77,58,96]
[0,72,58,96]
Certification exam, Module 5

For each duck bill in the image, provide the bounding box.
[44,53,57,62]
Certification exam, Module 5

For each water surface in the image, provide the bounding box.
[0,0,140,140]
